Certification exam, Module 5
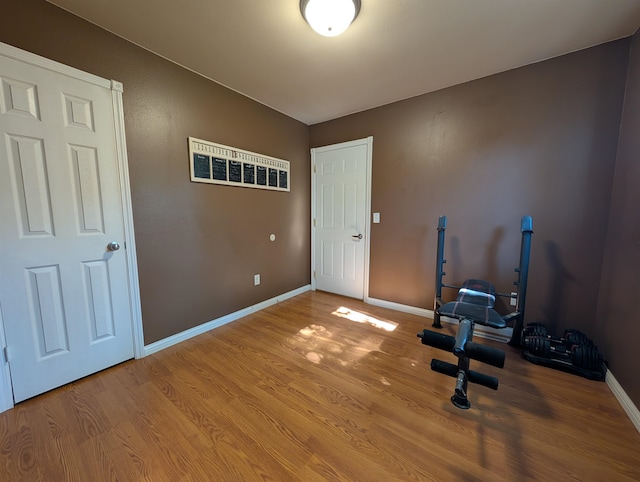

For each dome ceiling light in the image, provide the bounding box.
[300,0,361,37]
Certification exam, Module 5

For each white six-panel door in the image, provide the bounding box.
[0,49,135,402]
[312,138,372,299]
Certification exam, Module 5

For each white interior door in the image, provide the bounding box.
[0,50,135,403]
[312,138,372,299]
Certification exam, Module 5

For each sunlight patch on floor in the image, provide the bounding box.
[380,376,391,386]
[331,306,398,331]
[289,306,398,389]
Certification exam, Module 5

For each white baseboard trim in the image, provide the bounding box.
[606,368,640,433]
[365,297,512,343]
[366,297,435,318]
[143,285,311,357]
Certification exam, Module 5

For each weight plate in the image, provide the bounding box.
[564,330,594,348]
[572,346,601,370]
[526,336,551,357]
[523,323,548,338]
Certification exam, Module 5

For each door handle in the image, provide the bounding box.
[351,234,363,240]
[107,241,120,251]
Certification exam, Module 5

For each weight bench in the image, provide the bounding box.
[418,216,533,409]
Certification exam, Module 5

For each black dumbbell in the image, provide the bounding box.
[522,323,594,349]
[524,336,602,370]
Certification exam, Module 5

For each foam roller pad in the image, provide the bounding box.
[417,330,455,351]
[465,342,506,368]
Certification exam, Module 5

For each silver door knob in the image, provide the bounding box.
[351,234,363,240]
[107,241,120,251]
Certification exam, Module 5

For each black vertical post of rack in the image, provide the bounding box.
[433,215,447,328]
[508,216,533,346]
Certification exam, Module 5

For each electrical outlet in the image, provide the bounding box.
[510,292,517,306]
[254,274,260,286]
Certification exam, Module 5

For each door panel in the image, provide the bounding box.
[314,142,368,299]
[26,265,69,356]
[0,52,134,403]
[6,134,54,236]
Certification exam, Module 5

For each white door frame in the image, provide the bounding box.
[310,136,373,300]
[0,42,144,412]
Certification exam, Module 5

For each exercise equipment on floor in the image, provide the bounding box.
[521,322,605,380]
[521,322,594,348]
[418,215,533,409]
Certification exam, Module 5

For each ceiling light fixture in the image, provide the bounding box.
[300,0,361,37]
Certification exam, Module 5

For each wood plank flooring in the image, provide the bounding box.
[1,291,639,481]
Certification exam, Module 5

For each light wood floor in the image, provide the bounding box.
[1,291,639,481]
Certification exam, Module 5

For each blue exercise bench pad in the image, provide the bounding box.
[437,279,507,329]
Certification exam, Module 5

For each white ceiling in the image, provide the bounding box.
[47,0,640,125]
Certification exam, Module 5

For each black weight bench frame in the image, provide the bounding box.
[418,215,533,409]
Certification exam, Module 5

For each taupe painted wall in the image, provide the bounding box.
[1,0,311,344]
[596,30,640,406]
[311,41,628,341]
